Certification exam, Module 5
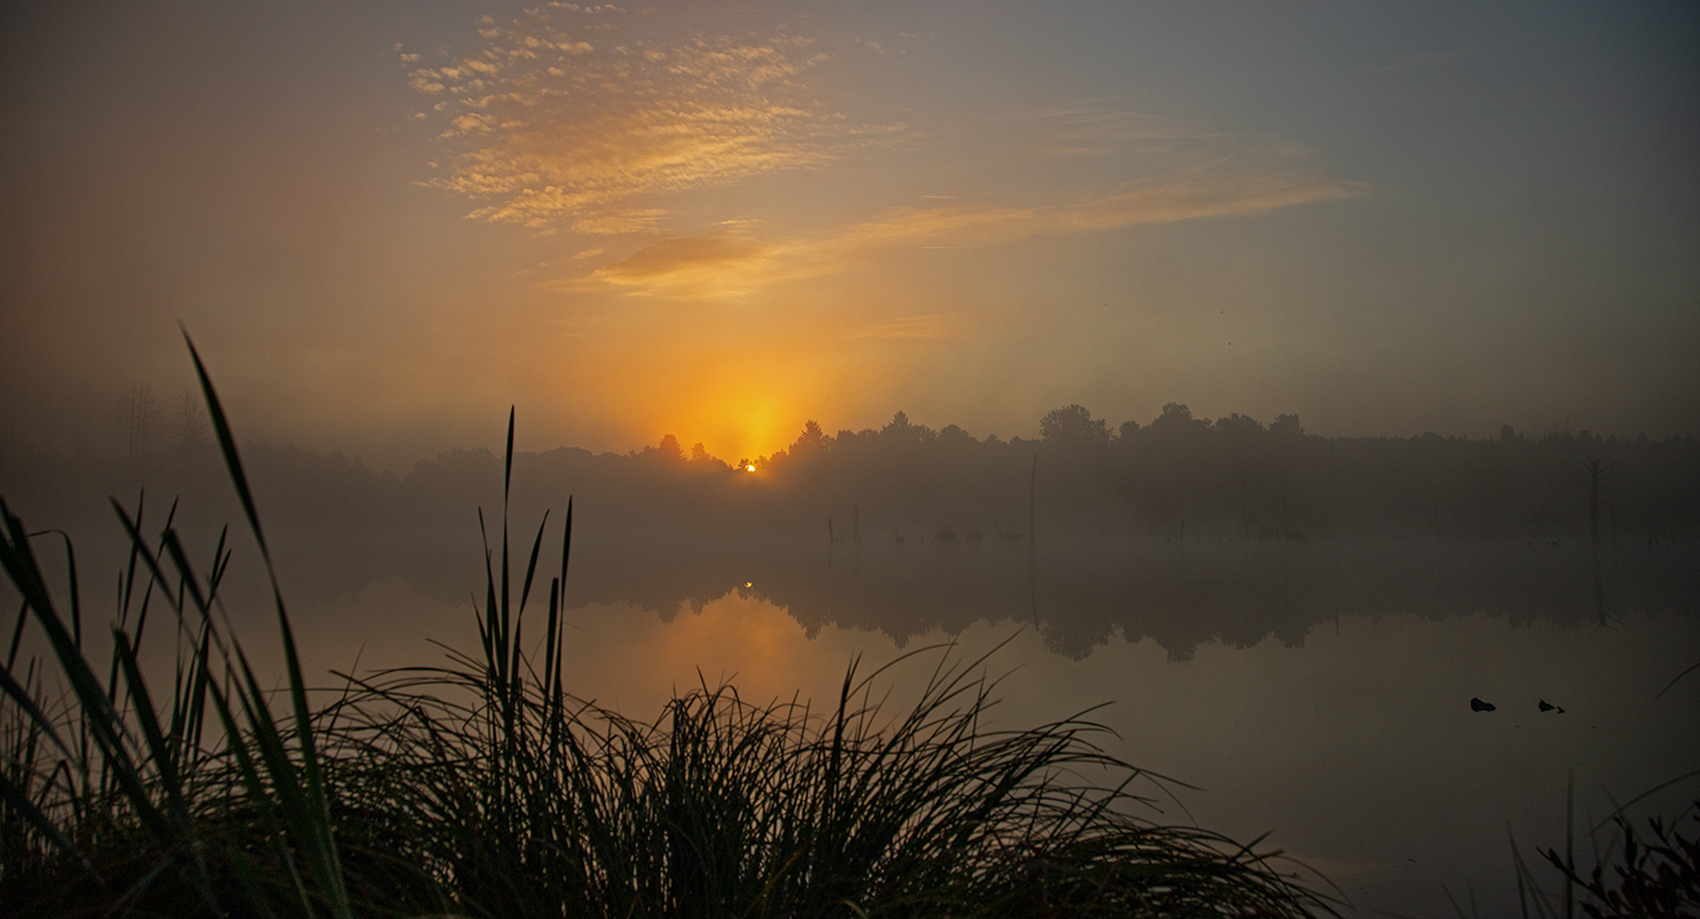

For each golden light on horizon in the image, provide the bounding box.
[746,464,756,472]
[561,323,842,462]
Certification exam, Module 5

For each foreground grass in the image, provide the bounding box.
[1506,776,1700,919]
[1,335,1335,917]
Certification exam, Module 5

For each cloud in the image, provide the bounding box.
[409,21,1362,297]
[588,234,776,295]
[834,167,1361,248]
[413,8,896,234]
[577,156,1362,298]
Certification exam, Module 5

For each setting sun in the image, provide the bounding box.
[3,4,1698,915]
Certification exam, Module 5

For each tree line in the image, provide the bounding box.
[4,403,1697,547]
[575,403,1699,545]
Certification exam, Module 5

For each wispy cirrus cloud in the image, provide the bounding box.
[405,15,1362,301]
[581,151,1363,298]
[406,6,899,235]
[837,169,1360,247]
[584,234,778,296]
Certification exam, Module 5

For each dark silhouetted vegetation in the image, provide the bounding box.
[1536,802,1700,918]
[10,401,1697,547]
[6,401,1696,662]
[1512,783,1700,919]
[1,343,1336,917]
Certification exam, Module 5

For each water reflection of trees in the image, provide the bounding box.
[4,403,1697,660]
[253,527,1699,662]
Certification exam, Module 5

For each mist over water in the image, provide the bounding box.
[3,408,1698,917]
[5,3,1699,914]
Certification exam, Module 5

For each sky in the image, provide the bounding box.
[1,0,1696,468]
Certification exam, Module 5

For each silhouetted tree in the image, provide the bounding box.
[637,434,686,464]
[1270,414,1304,439]
[796,420,826,449]
[880,411,934,450]
[1149,402,1206,436]
[938,424,974,447]
[1040,404,1110,449]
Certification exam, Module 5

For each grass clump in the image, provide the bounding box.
[1,333,1334,917]
[1509,775,1700,919]
[1536,801,1700,918]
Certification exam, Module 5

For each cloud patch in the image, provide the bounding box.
[412,7,896,234]
[840,167,1363,249]
[583,157,1362,298]
[588,235,775,295]
[406,23,1363,297]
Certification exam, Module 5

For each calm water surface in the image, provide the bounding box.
[274,534,1700,919]
[9,506,1693,917]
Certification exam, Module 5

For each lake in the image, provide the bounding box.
[258,527,1700,918]
[3,462,1695,916]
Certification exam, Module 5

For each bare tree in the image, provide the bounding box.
[168,387,211,449]
[113,383,163,460]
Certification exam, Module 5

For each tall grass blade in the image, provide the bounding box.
[2,501,173,846]
[553,497,572,705]
[29,531,81,650]
[127,498,178,655]
[0,770,96,879]
[500,408,514,698]
[542,578,559,725]
[1565,771,1574,919]
[1585,766,1700,834]
[478,508,501,687]
[181,327,351,918]
[0,664,75,763]
[1653,660,1700,703]
[111,630,192,827]
[5,600,25,670]
[203,673,316,914]
[112,627,220,910]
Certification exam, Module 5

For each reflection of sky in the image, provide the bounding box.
[2,1,1696,467]
[288,580,1700,918]
[5,452,1695,917]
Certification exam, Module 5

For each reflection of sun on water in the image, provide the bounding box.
[550,590,1046,727]
[558,591,851,713]
[297,572,1700,918]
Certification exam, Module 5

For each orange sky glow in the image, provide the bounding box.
[1,1,1694,467]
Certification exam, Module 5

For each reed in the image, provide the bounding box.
[1510,800,1700,919]
[1,334,1335,917]
[1,331,349,917]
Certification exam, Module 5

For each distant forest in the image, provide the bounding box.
[6,402,1697,547]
